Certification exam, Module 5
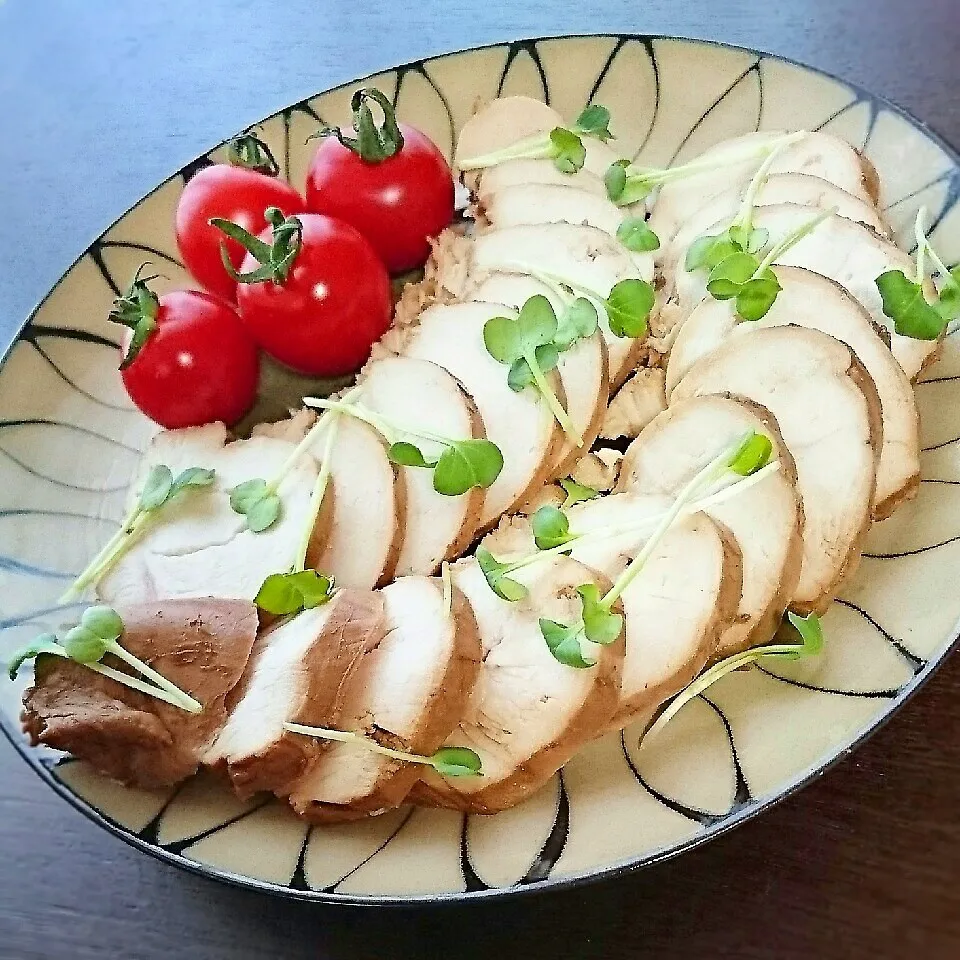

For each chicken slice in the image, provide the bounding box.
[672,326,881,612]
[22,599,258,789]
[401,301,562,530]
[455,95,624,183]
[288,575,482,821]
[411,554,624,813]
[599,367,667,440]
[97,423,318,607]
[205,590,385,798]
[476,158,608,200]
[666,266,921,519]
[662,171,888,258]
[433,223,653,388]
[312,417,403,590]
[651,130,877,244]
[469,272,610,476]
[669,204,938,379]
[617,395,803,655]
[356,356,485,576]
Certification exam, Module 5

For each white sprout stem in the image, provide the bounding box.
[730,133,801,231]
[523,347,583,445]
[441,561,453,617]
[914,207,929,284]
[458,131,555,171]
[265,385,363,495]
[643,638,805,740]
[501,459,780,575]
[602,438,746,607]
[626,131,806,187]
[105,639,202,713]
[284,722,433,766]
[58,508,151,603]
[88,661,201,712]
[293,413,341,573]
[754,206,836,275]
[304,395,456,450]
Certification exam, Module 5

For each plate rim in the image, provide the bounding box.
[2,31,959,906]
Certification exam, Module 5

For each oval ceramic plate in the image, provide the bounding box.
[2,35,959,904]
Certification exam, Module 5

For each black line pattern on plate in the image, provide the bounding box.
[460,815,489,892]
[158,797,273,856]
[26,340,134,415]
[98,240,185,271]
[0,601,85,631]
[833,598,927,670]
[0,552,74,580]
[620,716,741,827]
[497,41,549,103]
[23,324,121,350]
[812,88,869,135]
[180,154,214,183]
[328,806,415,892]
[395,63,456,161]
[922,434,960,452]
[863,533,960,559]
[755,664,901,698]
[136,780,189,845]
[519,772,569,884]
[0,418,141,454]
[289,826,312,891]
[666,58,761,166]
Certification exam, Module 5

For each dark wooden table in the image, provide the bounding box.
[1,2,958,957]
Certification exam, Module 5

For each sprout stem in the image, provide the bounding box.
[458,132,555,170]
[293,413,341,573]
[105,639,202,713]
[523,348,582,445]
[284,722,433,766]
[754,206,836,275]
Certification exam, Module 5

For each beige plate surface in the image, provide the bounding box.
[1,35,959,903]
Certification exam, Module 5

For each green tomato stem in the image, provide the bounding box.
[522,348,583,446]
[104,639,202,713]
[458,132,555,171]
[753,206,835,276]
[284,722,434,766]
[293,413,341,573]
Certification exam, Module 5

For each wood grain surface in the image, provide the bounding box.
[1,1,958,958]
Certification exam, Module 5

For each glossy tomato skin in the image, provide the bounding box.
[121,290,259,429]
[305,124,454,273]
[176,165,307,300]
[234,214,392,377]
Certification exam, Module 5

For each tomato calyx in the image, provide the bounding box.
[108,264,161,369]
[209,206,303,284]
[225,129,280,176]
[309,87,405,165]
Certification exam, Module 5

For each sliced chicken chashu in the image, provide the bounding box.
[288,576,482,821]
[617,395,803,655]
[311,416,403,590]
[600,368,667,441]
[670,204,938,379]
[358,356,484,576]
[672,326,881,613]
[411,554,623,813]
[205,590,385,798]
[564,494,742,726]
[22,599,258,789]
[476,158,608,200]
[651,130,878,244]
[455,95,624,182]
[666,266,921,518]
[97,423,318,607]
[469,272,610,475]
[662,172,888,256]
[401,301,562,529]
[433,223,653,388]
[478,182,626,238]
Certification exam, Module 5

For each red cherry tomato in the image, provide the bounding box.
[176,142,306,300]
[230,211,392,376]
[305,89,454,273]
[112,283,259,429]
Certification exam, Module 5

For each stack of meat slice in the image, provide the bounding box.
[19,99,932,820]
